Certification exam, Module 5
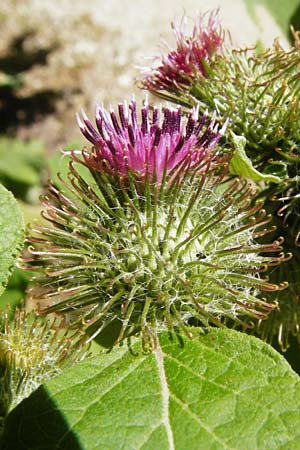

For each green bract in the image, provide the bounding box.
[0,306,88,434]
[255,188,300,350]
[24,155,287,347]
[141,16,300,351]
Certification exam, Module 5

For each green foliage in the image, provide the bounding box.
[229,133,281,183]
[0,268,29,314]
[0,137,45,202]
[47,143,94,190]
[0,184,24,297]
[243,0,300,41]
[2,328,300,449]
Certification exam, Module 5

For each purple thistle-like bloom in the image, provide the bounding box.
[141,10,223,91]
[76,99,226,182]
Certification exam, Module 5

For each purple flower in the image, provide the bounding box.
[76,99,226,182]
[141,10,223,91]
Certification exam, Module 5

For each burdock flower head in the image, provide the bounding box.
[24,99,287,348]
[76,99,225,183]
[140,10,300,351]
[0,307,88,432]
[141,10,223,93]
[141,13,300,176]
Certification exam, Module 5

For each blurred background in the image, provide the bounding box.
[0,0,294,150]
[0,0,299,324]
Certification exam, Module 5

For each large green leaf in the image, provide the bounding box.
[2,328,300,449]
[0,184,24,297]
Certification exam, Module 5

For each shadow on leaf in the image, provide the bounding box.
[1,385,84,450]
